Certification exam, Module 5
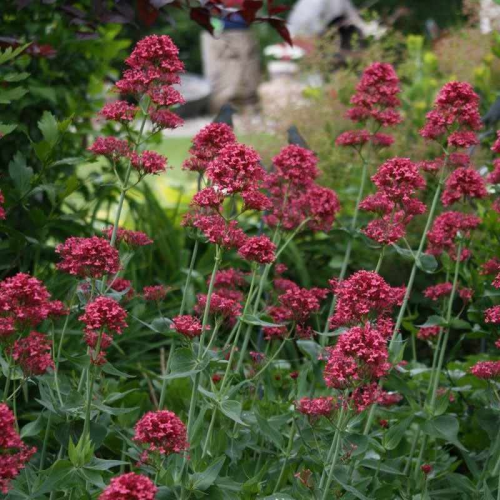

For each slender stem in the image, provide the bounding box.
[413,434,428,481]
[39,412,52,471]
[363,404,376,435]
[321,156,369,341]
[273,419,296,493]
[203,321,222,357]
[389,166,447,350]
[403,428,420,476]
[201,409,217,458]
[3,364,12,402]
[180,240,199,317]
[375,246,386,273]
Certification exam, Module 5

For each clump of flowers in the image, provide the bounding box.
[441,167,487,206]
[103,227,153,247]
[469,360,500,379]
[426,211,481,261]
[417,326,441,341]
[171,315,204,338]
[110,278,134,301]
[0,404,36,494]
[99,472,157,500]
[296,397,335,419]
[134,410,189,456]
[56,236,121,278]
[0,273,67,339]
[143,285,168,302]
[238,236,276,264]
[9,331,54,375]
[0,190,5,220]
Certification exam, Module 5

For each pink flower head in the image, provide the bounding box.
[190,214,246,249]
[238,235,276,264]
[278,286,327,324]
[0,273,64,337]
[335,129,370,148]
[424,282,453,301]
[195,292,242,319]
[363,214,407,245]
[447,130,479,149]
[305,185,341,232]
[371,132,394,148]
[272,144,319,185]
[171,315,204,338]
[10,331,54,375]
[99,472,157,500]
[417,325,441,341]
[371,158,426,203]
[241,189,272,212]
[427,211,480,260]
[350,382,383,412]
[130,150,168,175]
[441,167,488,206]
[183,123,237,172]
[296,397,334,418]
[133,410,188,456]
[459,287,473,302]
[492,130,500,154]
[378,391,403,406]
[56,236,121,278]
[485,306,500,324]
[148,85,184,107]
[191,187,225,209]
[110,278,134,300]
[79,297,127,334]
[480,258,500,276]
[99,101,138,122]
[329,271,404,328]
[421,464,433,475]
[488,159,500,184]
[249,351,266,364]
[88,137,131,160]
[0,404,36,494]
[143,285,168,301]
[103,226,153,247]
[150,108,183,130]
[206,143,264,194]
[0,189,5,220]
[470,360,500,379]
[212,268,247,289]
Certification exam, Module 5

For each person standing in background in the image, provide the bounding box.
[201,0,261,113]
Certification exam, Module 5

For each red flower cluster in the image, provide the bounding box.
[441,167,487,206]
[0,190,5,220]
[56,236,121,278]
[0,273,67,339]
[188,214,246,250]
[88,137,130,161]
[238,235,276,264]
[99,101,138,123]
[0,404,36,494]
[134,410,188,456]
[427,211,480,261]
[195,292,242,321]
[79,297,128,363]
[346,62,402,126]
[130,150,168,176]
[361,158,426,245]
[212,268,247,289]
[171,315,204,338]
[417,325,441,341]
[110,278,134,301]
[143,285,168,301]
[485,306,500,324]
[296,397,335,418]
[264,145,341,233]
[423,283,453,301]
[481,258,500,276]
[183,123,236,172]
[10,331,54,375]
[420,81,481,143]
[99,473,157,500]
[329,271,404,329]
[469,360,500,379]
[103,226,153,247]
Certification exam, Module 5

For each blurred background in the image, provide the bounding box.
[2,0,500,301]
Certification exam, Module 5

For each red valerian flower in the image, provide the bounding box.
[10,331,54,375]
[329,271,404,328]
[212,268,247,289]
[238,235,276,264]
[421,464,433,475]
[441,167,488,206]
[195,292,242,319]
[206,143,264,194]
[363,214,406,246]
[370,132,394,148]
[241,189,272,212]
[485,305,500,324]
[130,150,168,175]
[191,187,225,209]
[492,130,500,154]
[272,144,319,185]
[103,226,153,247]
[110,278,134,301]
[99,472,158,500]
[488,159,500,184]
[143,285,168,301]
[424,282,453,301]
[88,137,131,161]
[150,108,184,130]
[470,360,500,379]
[249,351,266,364]
[0,404,36,494]
[305,185,341,232]
[427,211,481,261]
[417,326,441,341]
[148,86,184,107]
[99,101,138,122]
[335,129,370,147]
[378,391,403,406]
[183,123,236,173]
[56,236,121,278]
[278,286,327,324]
[296,397,335,417]
[350,382,383,412]
[79,297,128,334]
[0,189,6,220]
[189,214,246,250]
[447,130,479,148]
[171,315,204,338]
[0,273,66,338]
[481,258,500,275]
[134,410,189,456]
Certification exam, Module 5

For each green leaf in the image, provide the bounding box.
[38,111,59,146]
[239,313,283,328]
[9,151,33,196]
[359,459,403,475]
[423,415,466,450]
[262,495,297,500]
[449,318,471,330]
[20,413,44,438]
[296,340,322,362]
[0,86,28,104]
[101,362,135,379]
[383,416,413,450]
[50,157,84,167]
[85,458,128,471]
[332,473,370,500]
[255,412,284,449]
[192,456,225,491]
[416,254,438,273]
[162,348,205,380]
[33,140,52,162]
[0,43,31,65]
[0,123,17,136]
[3,72,30,82]
[418,315,445,328]
[30,460,74,497]
[219,400,247,426]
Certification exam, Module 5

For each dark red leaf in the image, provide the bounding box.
[240,0,262,23]
[190,7,214,34]
[268,17,292,45]
[137,0,160,26]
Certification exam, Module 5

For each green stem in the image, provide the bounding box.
[403,428,420,476]
[321,157,369,342]
[273,419,296,493]
[39,412,52,471]
[202,409,217,458]
[375,246,386,273]
[180,240,199,317]
[3,364,12,402]
[389,166,447,350]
